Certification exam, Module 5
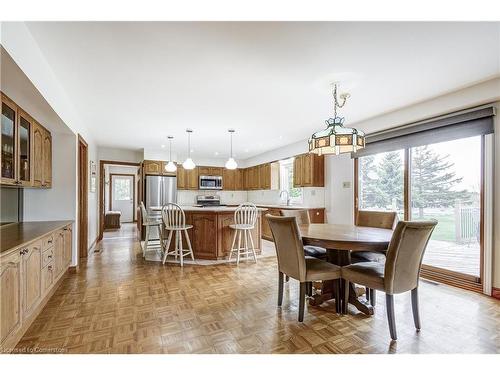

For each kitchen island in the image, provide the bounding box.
[151,206,267,260]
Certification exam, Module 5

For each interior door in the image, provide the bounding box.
[111,175,134,222]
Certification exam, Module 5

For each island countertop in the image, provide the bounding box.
[150,205,269,212]
[0,220,74,254]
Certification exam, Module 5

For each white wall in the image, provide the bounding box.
[98,147,143,163]
[324,154,354,225]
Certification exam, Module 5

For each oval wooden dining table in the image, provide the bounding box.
[298,223,393,315]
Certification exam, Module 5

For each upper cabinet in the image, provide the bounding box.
[1,93,52,188]
[177,166,198,190]
[198,166,223,176]
[143,159,177,176]
[293,153,324,187]
[241,162,279,191]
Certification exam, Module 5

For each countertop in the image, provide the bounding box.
[0,221,73,254]
[255,204,325,210]
[151,205,268,213]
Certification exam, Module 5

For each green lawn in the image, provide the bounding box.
[413,212,455,242]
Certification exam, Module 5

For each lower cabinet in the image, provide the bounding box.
[0,251,22,347]
[22,241,43,320]
[0,223,73,351]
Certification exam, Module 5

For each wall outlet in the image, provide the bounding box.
[343,181,351,189]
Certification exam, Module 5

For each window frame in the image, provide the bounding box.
[354,135,484,293]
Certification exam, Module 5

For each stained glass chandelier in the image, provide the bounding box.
[308,84,365,155]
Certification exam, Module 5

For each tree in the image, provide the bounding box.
[376,151,404,210]
[359,155,378,208]
[411,145,470,218]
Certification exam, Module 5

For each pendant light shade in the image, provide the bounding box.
[182,129,196,170]
[225,129,237,170]
[165,136,177,173]
[308,84,365,155]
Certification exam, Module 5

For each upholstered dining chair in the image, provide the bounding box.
[280,209,327,260]
[267,214,342,322]
[351,210,399,305]
[342,220,437,340]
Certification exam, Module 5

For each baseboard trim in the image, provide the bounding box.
[492,287,500,300]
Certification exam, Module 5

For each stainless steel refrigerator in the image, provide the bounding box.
[144,175,177,238]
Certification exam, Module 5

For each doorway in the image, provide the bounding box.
[99,160,141,240]
[109,173,136,222]
[78,135,88,259]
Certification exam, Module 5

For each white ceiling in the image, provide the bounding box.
[25,22,500,160]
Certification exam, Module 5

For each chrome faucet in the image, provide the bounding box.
[279,190,290,206]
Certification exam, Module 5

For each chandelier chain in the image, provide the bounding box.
[332,84,348,119]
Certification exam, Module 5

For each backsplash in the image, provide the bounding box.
[177,190,248,206]
[177,188,325,207]
[247,187,325,207]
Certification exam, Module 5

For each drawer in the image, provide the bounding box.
[42,233,55,251]
[41,262,54,294]
[308,209,325,223]
[42,248,54,268]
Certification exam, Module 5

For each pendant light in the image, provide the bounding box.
[164,136,177,173]
[308,83,365,155]
[225,129,237,170]
[182,129,196,170]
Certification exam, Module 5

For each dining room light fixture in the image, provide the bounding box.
[182,129,196,170]
[165,136,177,173]
[308,83,365,155]
[225,129,237,170]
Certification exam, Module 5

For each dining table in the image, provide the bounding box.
[298,223,393,315]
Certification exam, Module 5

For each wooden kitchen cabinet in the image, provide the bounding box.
[222,168,236,190]
[1,93,52,188]
[0,250,22,348]
[0,223,73,352]
[261,207,282,240]
[177,165,198,190]
[198,166,223,176]
[293,153,324,187]
[143,160,163,175]
[235,168,245,190]
[308,208,325,223]
[191,213,218,259]
[22,241,42,319]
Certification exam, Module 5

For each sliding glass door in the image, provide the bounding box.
[356,135,484,290]
[410,136,482,279]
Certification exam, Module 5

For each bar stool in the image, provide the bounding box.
[140,202,163,257]
[161,203,194,266]
[229,202,258,264]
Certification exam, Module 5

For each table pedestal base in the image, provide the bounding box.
[308,249,374,316]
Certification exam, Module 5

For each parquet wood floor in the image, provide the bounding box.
[13,227,500,354]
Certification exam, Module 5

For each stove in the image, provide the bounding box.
[196,195,225,207]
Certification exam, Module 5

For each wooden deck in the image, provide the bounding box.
[423,239,480,277]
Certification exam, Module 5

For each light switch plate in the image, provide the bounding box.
[343,181,351,188]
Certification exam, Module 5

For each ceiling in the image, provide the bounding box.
[24,22,500,160]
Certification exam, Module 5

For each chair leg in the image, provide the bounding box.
[411,287,421,331]
[306,282,312,297]
[298,282,306,322]
[228,230,237,261]
[184,229,194,261]
[144,226,149,257]
[243,229,249,261]
[248,230,257,263]
[236,230,242,264]
[278,272,284,307]
[174,231,179,261]
[386,294,397,340]
[178,230,184,267]
[334,280,341,314]
[162,231,173,264]
[343,279,350,314]
[366,287,371,303]
[370,289,376,307]
[285,275,290,282]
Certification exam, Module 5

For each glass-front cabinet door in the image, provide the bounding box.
[18,110,33,186]
[1,95,17,184]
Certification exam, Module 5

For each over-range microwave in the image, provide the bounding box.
[199,175,223,190]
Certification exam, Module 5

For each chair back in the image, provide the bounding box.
[266,215,306,282]
[140,202,149,225]
[356,210,398,230]
[280,209,311,225]
[161,203,186,229]
[384,220,437,294]
[234,202,258,226]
